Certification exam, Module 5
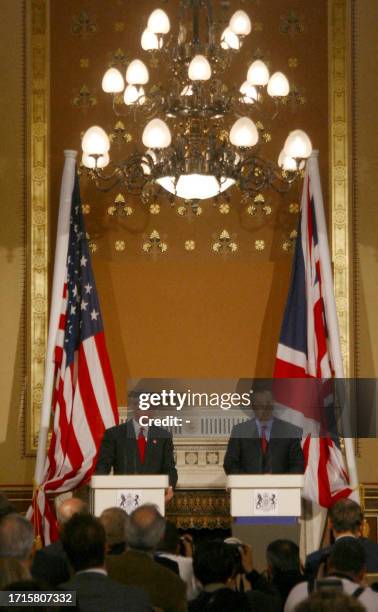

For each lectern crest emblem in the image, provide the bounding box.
[117,490,142,514]
[254,490,278,514]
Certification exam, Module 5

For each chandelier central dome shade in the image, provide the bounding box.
[82,1,312,202]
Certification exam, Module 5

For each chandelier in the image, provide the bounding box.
[81,2,313,203]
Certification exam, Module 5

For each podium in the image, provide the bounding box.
[227,474,304,519]
[90,475,169,516]
[227,475,304,571]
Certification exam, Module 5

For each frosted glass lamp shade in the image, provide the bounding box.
[156,176,176,195]
[240,81,258,103]
[124,85,145,105]
[247,60,270,86]
[267,72,290,97]
[181,84,194,96]
[82,126,110,155]
[82,151,109,169]
[126,59,149,85]
[229,10,252,36]
[141,29,161,51]
[278,149,297,172]
[102,68,124,93]
[188,55,211,81]
[229,117,259,147]
[147,9,170,34]
[142,118,171,148]
[221,28,240,50]
[284,130,312,159]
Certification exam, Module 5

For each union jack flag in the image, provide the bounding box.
[273,154,354,508]
[30,164,118,544]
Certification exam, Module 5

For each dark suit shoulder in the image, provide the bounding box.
[103,422,128,438]
[230,420,252,436]
[272,417,303,438]
[149,424,172,439]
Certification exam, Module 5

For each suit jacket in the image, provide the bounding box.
[31,539,71,587]
[60,571,151,612]
[95,420,178,487]
[304,535,378,576]
[223,417,304,474]
[106,549,187,612]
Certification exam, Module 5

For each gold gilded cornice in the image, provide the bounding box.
[27,0,49,454]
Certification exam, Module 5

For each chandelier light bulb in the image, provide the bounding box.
[267,71,290,97]
[176,174,220,200]
[278,149,297,172]
[142,118,171,148]
[141,28,161,51]
[229,10,252,36]
[101,68,124,93]
[188,55,212,81]
[82,151,110,169]
[240,80,258,103]
[229,117,259,148]
[82,126,110,156]
[126,59,149,85]
[247,60,270,86]
[221,28,240,50]
[124,84,145,105]
[284,129,312,159]
[147,8,170,34]
[181,84,194,96]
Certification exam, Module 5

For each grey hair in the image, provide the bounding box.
[125,504,165,552]
[0,514,34,560]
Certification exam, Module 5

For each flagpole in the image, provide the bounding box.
[307,150,359,496]
[34,150,78,485]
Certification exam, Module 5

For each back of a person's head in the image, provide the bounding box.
[0,558,31,589]
[0,493,16,520]
[329,499,363,534]
[294,590,365,611]
[56,497,88,528]
[125,504,165,553]
[0,514,34,561]
[203,588,250,612]
[99,507,128,547]
[158,520,180,554]
[193,540,237,587]
[266,539,300,575]
[327,538,366,580]
[61,513,105,572]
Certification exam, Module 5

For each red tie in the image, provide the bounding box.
[137,428,147,464]
[261,426,268,454]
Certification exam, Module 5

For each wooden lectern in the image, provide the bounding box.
[90,475,169,516]
[227,475,304,571]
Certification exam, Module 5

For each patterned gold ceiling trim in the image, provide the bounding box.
[329,0,351,376]
[27,0,49,454]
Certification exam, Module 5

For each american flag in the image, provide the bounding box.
[273,154,354,508]
[30,168,118,544]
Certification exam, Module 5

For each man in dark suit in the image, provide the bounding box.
[60,513,151,612]
[224,384,304,475]
[31,497,87,587]
[304,498,378,577]
[95,392,178,501]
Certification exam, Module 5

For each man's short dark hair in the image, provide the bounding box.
[61,514,105,572]
[329,499,363,534]
[158,520,180,554]
[193,541,237,586]
[327,538,366,579]
[266,539,300,574]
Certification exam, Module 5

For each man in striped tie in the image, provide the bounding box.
[95,391,177,500]
[223,380,304,475]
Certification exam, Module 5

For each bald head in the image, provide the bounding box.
[56,498,88,528]
[126,504,165,552]
[100,507,127,547]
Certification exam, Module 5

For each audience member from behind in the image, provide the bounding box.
[0,514,34,570]
[106,504,187,612]
[99,507,127,555]
[189,540,250,612]
[305,498,378,576]
[294,590,365,611]
[156,520,199,600]
[266,539,303,607]
[60,513,151,612]
[285,538,378,612]
[0,558,31,589]
[31,496,88,587]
